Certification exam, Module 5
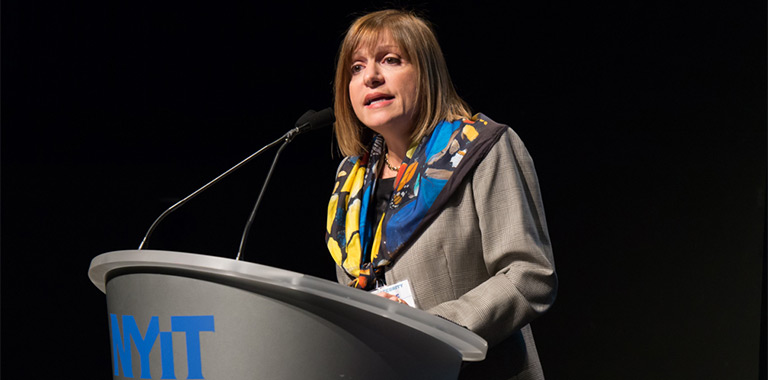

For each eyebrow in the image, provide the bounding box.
[349,45,405,63]
[352,44,402,59]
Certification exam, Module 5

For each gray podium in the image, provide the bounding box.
[89,250,487,379]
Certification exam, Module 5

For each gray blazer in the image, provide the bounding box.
[337,128,557,379]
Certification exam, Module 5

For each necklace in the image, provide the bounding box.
[384,153,401,172]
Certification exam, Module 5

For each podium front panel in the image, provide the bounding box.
[91,250,487,379]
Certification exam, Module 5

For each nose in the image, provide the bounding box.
[363,65,383,88]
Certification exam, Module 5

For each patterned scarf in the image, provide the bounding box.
[326,114,507,290]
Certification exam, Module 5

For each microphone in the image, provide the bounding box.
[294,107,335,134]
[137,107,335,254]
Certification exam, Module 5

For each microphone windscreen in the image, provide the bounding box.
[307,107,335,131]
[295,109,317,127]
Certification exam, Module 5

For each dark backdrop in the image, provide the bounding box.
[2,1,765,379]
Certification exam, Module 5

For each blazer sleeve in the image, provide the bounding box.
[426,129,557,345]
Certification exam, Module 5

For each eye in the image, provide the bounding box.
[350,63,364,74]
[383,56,401,65]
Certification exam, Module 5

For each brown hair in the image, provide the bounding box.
[333,9,472,156]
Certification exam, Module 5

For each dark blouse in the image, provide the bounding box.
[372,177,395,227]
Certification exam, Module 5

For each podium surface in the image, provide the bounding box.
[89,250,487,379]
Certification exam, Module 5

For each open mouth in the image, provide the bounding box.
[365,94,395,106]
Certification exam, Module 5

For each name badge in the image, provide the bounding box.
[370,279,416,307]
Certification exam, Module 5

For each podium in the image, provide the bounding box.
[89,250,487,379]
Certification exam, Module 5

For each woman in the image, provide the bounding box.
[326,9,557,379]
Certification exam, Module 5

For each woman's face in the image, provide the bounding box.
[348,31,418,140]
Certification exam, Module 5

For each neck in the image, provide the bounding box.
[379,137,407,179]
[382,136,408,166]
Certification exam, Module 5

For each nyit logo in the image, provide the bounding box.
[110,314,215,379]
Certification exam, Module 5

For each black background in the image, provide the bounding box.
[2,1,765,379]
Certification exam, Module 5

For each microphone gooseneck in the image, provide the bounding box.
[137,134,287,250]
[137,107,334,255]
[236,107,335,261]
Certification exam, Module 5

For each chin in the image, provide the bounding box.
[362,115,410,133]
[361,116,391,130]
